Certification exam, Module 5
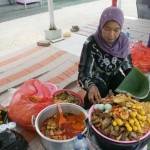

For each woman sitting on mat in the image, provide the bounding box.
[78,6,132,109]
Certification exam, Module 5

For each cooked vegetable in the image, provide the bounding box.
[0,109,8,125]
[53,91,81,105]
[91,94,150,141]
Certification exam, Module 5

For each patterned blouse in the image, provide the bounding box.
[78,35,132,91]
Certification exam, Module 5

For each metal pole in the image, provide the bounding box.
[118,0,121,9]
[47,0,56,30]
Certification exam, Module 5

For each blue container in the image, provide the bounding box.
[74,134,89,150]
[147,33,150,48]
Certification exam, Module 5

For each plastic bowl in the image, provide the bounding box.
[52,89,83,106]
[88,105,150,150]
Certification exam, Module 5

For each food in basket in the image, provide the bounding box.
[91,94,150,141]
[40,112,85,140]
[53,90,82,105]
[0,108,8,125]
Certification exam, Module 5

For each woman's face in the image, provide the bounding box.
[101,20,121,44]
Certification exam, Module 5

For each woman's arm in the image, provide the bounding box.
[78,37,95,91]
[121,54,133,75]
[78,37,103,103]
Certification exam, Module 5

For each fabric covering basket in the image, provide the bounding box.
[116,67,150,100]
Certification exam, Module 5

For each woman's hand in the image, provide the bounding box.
[88,85,101,104]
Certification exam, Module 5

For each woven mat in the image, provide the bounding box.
[0,44,86,150]
[76,18,150,43]
[0,44,86,105]
[0,45,79,93]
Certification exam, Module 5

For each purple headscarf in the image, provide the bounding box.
[94,6,129,58]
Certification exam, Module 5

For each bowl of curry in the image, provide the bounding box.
[34,103,87,150]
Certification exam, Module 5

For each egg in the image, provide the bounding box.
[94,104,105,111]
[104,103,112,111]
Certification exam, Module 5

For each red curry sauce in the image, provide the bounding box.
[40,112,85,140]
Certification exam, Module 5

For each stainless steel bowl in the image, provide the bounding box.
[34,103,87,150]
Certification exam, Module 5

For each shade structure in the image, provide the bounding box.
[45,0,62,41]
[47,0,56,30]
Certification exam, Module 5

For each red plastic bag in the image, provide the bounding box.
[8,79,54,131]
[131,41,150,73]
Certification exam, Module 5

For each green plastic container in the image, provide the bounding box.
[116,67,150,100]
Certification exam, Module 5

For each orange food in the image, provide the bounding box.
[40,112,85,140]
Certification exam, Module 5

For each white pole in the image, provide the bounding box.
[118,0,122,9]
[47,0,56,30]
[45,0,61,41]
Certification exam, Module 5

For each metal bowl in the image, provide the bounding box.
[34,103,87,150]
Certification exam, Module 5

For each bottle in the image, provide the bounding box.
[147,33,150,47]
[125,27,130,39]
[125,27,134,48]
[74,134,89,150]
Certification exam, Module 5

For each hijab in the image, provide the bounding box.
[94,6,129,58]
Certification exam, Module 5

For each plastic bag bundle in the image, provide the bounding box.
[8,79,53,131]
[0,129,28,150]
[131,41,150,73]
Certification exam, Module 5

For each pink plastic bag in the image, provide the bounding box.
[8,79,54,131]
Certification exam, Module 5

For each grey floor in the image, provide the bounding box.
[0,0,98,23]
